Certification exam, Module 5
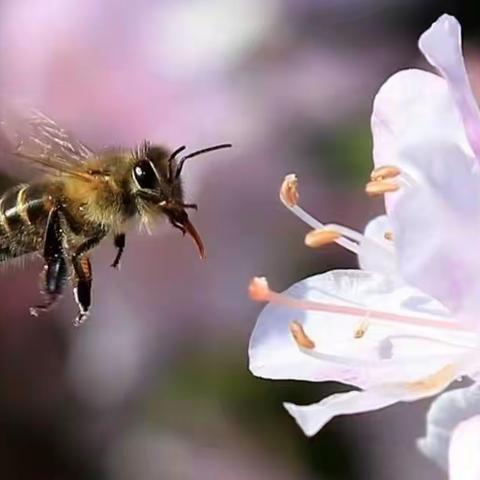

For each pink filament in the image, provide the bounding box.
[268,290,475,333]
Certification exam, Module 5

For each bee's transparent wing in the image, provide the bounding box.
[0,102,96,181]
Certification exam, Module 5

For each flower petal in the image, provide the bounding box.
[249,270,466,389]
[284,357,472,437]
[284,388,399,437]
[391,142,480,322]
[418,384,480,472]
[358,215,397,275]
[419,14,480,159]
[371,68,472,213]
[449,415,480,480]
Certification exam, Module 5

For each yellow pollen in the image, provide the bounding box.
[280,174,299,207]
[354,318,370,339]
[289,321,315,349]
[248,277,272,302]
[305,229,341,248]
[384,231,394,241]
[365,180,400,196]
[406,363,456,395]
[370,165,401,181]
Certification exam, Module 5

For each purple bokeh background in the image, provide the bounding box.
[0,1,475,479]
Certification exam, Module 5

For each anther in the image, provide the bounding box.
[370,165,401,181]
[280,174,299,207]
[289,321,315,349]
[248,277,272,302]
[354,318,370,339]
[365,180,400,196]
[305,229,341,248]
[384,231,394,241]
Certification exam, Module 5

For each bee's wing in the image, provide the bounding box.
[0,103,98,182]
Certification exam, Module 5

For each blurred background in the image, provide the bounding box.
[0,1,477,479]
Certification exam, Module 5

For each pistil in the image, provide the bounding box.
[249,277,476,334]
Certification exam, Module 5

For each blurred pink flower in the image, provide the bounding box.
[249,14,480,437]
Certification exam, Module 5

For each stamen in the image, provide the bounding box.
[354,317,370,339]
[252,280,476,334]
[370,165,401,181]
[279,175,359,254]
[365,180,400,196]
[248,277,272,302]
[279,174,299,207]
[305,229,341,248]
[379,334,474,354]
[294,336,465,368]
[384,231,394,241]
[279,175,395,261]
[289,321,315,349]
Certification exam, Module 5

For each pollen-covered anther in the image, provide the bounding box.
[248,277,272,302]
[384,231,394,241]
[289,321,316,349]
[365,180,400,196]
[354,318,370,339]
[370,165,401,181]
[305,229,341,248]
[280,174,299,207]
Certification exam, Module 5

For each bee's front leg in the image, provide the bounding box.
[30,207,68,317]
[111,233,126,269]
[71,236,102,326]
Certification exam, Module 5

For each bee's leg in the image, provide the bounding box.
[110,233,126,269]
[71,237,102,326]
[30,207,68,317]
[72,256,92,327]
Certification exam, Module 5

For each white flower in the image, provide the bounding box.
[248,14,480,437]
[448,415,480,480]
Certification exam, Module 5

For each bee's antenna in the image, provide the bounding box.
[168,145,187,181]
[175,143,232,179]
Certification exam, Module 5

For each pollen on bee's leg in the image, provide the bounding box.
[279,174,299,207]
[365,180,400,196]
[289,321,315,349]
[248,277,273,302]
[370,165,401,181]
[305,229,341,248]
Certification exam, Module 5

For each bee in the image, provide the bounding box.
[0,106,231,325]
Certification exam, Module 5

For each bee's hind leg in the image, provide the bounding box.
[110,233,125,269]
[72,255,92,327]
[30,207,68,317]
[71,236,103,326]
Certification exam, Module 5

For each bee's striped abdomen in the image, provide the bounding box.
[0,183,51,261]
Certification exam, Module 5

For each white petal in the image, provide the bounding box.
[249,270,466,389]
[371,68,472,213]
[418,384,480,472]
[449,415,480,480]
[284,357,473,437]
[391,143,480,321]
[284,388,399,437]
[419,14,480,158]
[358,215,397,275]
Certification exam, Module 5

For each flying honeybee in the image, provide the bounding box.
[0,106,231,325]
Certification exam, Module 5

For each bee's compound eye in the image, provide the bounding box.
[133,160,157,189]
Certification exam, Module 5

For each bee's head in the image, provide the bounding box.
[131,142,231,259]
